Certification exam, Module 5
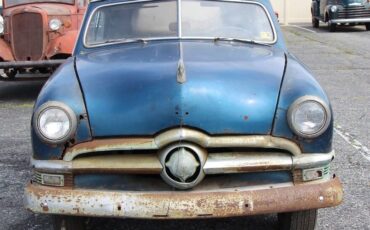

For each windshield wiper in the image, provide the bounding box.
[214,37,271,47]
[95,38,148,45]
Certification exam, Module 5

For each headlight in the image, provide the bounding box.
[331,5,338,13]
[49,18,62,31]
[34,102,77,144]
[287,96,331,138]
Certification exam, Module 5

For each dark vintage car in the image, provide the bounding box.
[24,0,343,229]
[0,0,88,80]
[311,0,370,31]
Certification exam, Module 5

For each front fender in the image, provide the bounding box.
[32,58,92,160]
[0,38,14,61]
[272,54,333,153]
[46,30,78,59]
[311,1,319,17]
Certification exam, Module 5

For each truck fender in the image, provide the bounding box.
[46,30,78,59]
[0,39,14,61]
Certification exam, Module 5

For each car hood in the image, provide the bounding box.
[75,41,286,136]
[342,0,368,6]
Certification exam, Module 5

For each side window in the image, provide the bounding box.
[86,11,106,45]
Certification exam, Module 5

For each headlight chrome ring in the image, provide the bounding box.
[49,18,62,31]
[331,5,338,13]
[287,96,331,138]
[33,101,77,144]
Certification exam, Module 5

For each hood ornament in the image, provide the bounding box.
[177,59,186,84]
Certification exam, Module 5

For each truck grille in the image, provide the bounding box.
[337,6,370,19]
[11,12,44,61]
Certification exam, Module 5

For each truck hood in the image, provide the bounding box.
[4,4,71,16]
[75,41,286,136]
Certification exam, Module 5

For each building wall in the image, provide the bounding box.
[270,0,312,24]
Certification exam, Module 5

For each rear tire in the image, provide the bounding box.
[52,215,86,230]
[278,209,317,230]
[366,23,370,31]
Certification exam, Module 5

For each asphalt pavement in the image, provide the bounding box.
[0,23,369,230]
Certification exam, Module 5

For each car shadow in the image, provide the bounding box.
[290,23,368,34]
[86,215,279,230]
[0,77,46,102]
[317,25,368,33]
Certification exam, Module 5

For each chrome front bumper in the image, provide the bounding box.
[25,177,343,219]
[330,18,370,24]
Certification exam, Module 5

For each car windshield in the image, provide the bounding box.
[85,0,275,47]
[4,0,74,7]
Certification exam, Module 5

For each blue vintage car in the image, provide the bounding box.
[24,0,343,229]
[311,0,370,32]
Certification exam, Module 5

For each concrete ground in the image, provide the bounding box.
[0,23,369,229]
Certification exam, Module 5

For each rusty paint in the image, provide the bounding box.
[0,1,87,71]
[24,177,343,219]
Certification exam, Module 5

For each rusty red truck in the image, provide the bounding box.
[0,0,88,80]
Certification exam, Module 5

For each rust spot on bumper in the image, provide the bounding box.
[24,177,343,219]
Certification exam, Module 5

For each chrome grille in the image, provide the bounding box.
[337,6,370,19]
[32,171,43,184]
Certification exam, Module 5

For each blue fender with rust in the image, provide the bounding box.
[32,58,92,159]
[272,54,333,153]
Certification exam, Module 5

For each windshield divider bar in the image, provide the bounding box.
[177,0,182,37]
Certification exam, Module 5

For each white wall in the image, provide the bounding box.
[270,0,312,24]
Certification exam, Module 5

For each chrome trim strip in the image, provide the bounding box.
[330,18,370,23]
[31,158,72,170]
[82,0,278,48]
[72,154,162,173]
[204,152,292,174]
[293,150,335,169]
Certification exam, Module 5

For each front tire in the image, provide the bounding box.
[328,22,337,32]
[278,209,317,230]
[366,23,370,31]
[312,17,319,28]
[52,215,86,230]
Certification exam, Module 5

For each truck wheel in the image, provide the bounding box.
[366,23,370,31]
[52,215,86,230]
[328,22,337,32]
[312,17,319,28]
[0,69,17,80]
[278,209,317,230]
